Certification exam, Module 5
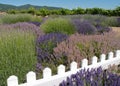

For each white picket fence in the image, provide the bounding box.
[7,50,120,86]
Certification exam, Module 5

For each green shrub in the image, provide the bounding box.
[0,29,37,86]
[103,17,119,27]
[0,14,42,24]
[40,18,75,35]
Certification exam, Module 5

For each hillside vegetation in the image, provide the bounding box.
[0,3,62,11]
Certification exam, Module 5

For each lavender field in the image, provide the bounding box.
[0,14,120,86]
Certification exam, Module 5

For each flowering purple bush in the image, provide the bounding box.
[54,31,120,65]
[36,33,68,73]
[72,19,111,35]
[59,67,120,86]
[95,23,111,33]
[36,33,68,62]
[72,19,97,35]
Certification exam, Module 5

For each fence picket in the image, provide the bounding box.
[58,65,65,75]
[26,71,36,83]
[100,54,106,62]
[81,59,88,68]
[7,75,18,86]
[108,52,113,60]
[43,67,52,79]
[70,61,77,72]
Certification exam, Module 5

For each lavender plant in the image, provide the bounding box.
[40,18,75,35]
[54,31,120,65]
[0,22,44,37]
[59,67,120,86]
[35,32,69,74]
[72,19,97,35]
[36,33,68,62]
[72,18,111,35]
[0,22,44,86]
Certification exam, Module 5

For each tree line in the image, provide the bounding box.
[7,6,120,16]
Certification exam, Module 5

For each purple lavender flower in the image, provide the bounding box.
[71,18,111,35]
[72,19,97,35]
[36,33,68,63]
[59,67,120,86]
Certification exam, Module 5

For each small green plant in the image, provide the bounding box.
[40,18,75,35]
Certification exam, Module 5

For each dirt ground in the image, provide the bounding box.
[111,27,120,32]
[111,27,120,37]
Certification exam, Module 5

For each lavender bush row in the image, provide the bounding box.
[0,14,42,24]
[62,14,119,27]
[53,31,120,65]
[0,22,44,37]
[72,19,111,35]
[59,67,120,86]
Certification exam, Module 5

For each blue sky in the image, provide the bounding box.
[0,0,120,9]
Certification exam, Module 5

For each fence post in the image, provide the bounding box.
[70,61,77,72]
[108,52,113,60]
[7,75,18,86]
[43,67,52,79]
[26,71,36,83]
[116,50,120,58]
[100,54,106,62]
[58,65,65,75]
[81,59,88,68]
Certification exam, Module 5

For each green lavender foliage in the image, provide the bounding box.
[0,25,37,86]
[40,18,75,35]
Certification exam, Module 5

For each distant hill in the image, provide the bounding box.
[0,3,62,11]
